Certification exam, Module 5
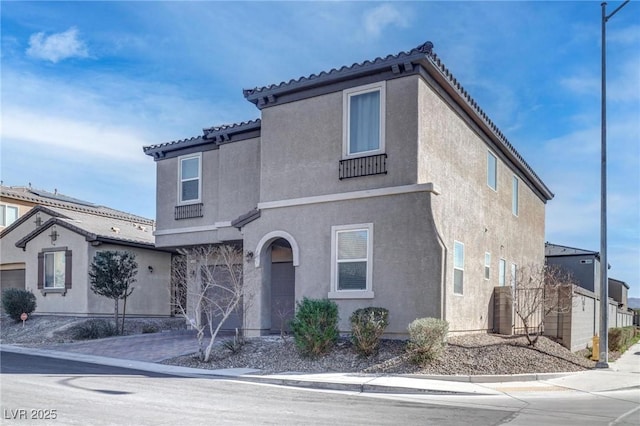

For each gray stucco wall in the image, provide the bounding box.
[546,255,599,294]
[417,76,547,333]
[242,190,442,337]
[154,137,260,248]
[258,77,419,203]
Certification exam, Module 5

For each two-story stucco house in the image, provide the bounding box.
[144,42,553,337]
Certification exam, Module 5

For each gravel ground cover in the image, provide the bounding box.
[0,315,185,346]
[1,315,597,375]
[162,333,597,375]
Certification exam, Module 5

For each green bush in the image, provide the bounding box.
[1,288,37,322]
[350,307,389,356]
[290,298,339,357]
[407,317,449,365]
[608,326,638,352]
[69,319,118,340]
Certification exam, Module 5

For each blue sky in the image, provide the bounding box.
[1,1,638,296]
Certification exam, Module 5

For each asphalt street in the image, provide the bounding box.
[1,352,515,426]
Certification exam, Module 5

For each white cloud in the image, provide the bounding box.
[26,27,88,63]
[362,4,408,39]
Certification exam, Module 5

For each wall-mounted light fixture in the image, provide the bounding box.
[49,226,58,245]
[245,251,254,263]
[148,265,154,273]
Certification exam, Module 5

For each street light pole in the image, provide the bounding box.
[597,0,630,369]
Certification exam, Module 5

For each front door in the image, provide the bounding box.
[270,261,295,334]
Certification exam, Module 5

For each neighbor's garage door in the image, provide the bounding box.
[0,269,26,314]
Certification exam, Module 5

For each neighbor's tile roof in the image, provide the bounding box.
[1,185,153,225]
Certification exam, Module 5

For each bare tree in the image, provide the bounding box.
[509,264,576,346]
[171,244,245,362]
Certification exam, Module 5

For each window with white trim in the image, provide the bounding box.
[343,82,385,158]
[512,176,519,216]
[453,241,464,294]
[44,251,65,289]
[484,252,491,280]
[487,151,497,191]
[499,258,506,286]
[179,154,201,204]
[0,204,18,227]
[329,223,374,298]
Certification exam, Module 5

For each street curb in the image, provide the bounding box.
[0,344,582,395]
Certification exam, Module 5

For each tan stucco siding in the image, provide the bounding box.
[24,227,90,315]
[86,244,172,317]
[417,78,546,333]
[259,77,419,203]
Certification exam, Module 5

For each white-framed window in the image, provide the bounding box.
[512,175,519,216]
[511,263,517,287]
[453,241,464,295]
[0,204,19,227]
[499,258,506,286]
[484,252,491,280]
[343,82,386,158]
[329,223,374,299]
[487,151,497,191]
[178,153,201,204]
[44,251,65,289]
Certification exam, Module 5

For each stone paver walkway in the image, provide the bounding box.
[40,330,203,363]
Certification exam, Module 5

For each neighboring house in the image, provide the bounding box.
[144,41,554,337]
[0,186,173,317]
[545,242,602,294]
[608,278,629,310]
[544,242,633,351]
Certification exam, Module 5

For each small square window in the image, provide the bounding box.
[0,204,18,227]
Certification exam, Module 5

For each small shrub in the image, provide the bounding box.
[141,324,159,334]
[350,307,389,356]
[69,319,118,340]
[222,328,245,354]
[608,326,637,352]
[407,317,449,365]
[290,298,339,357]
[2,288,37,322]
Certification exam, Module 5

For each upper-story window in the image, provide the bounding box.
[0,204,19,227]
[453,241,464,295]
[179,154,201,204]
[343,82,386,158]
[487,151,497,191]
[512,176,519,216]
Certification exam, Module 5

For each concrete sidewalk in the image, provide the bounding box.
[2,332,639,396]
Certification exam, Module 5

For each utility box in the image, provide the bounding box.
[591,335,599,361]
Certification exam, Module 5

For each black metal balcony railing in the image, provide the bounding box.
[339,153,387,180]
[175,203,203,220]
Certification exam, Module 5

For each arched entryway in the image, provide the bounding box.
[268,238,294,334]
[254,231,299,335]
